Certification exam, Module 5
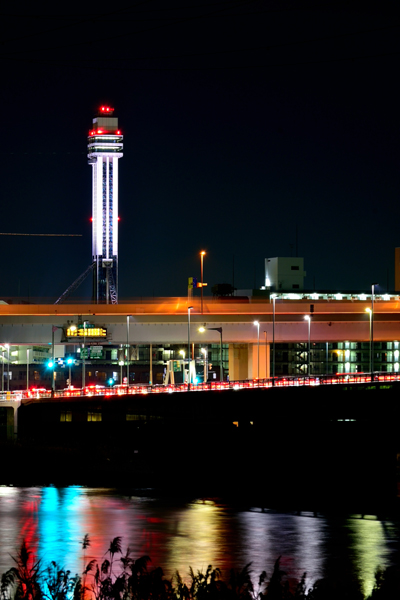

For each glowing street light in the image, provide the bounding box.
[200,251,206,314]
[271,294,277,385]
[66,357,74,390]
[201,347,208,383]
[187,307,193,389]
[254,321,260,379]
[366,307,372,375]
[51,325,64,393]
[126,315,132,387]
[371,283,378,381]
[199,326,223,381]
[304,315,311,376]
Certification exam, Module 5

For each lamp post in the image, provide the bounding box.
[187,306,193,389]
[264,331,268,379]
[51,325,64,393]
[26,348,29,392]
[82,321,88,389]
[304,315,311,376]
[201,347,208,383]
[366,308,372,375]
[272,294,276,384]
[1,348,5,393]
[179,349,186,383]
[199,326,223,381]
[200,251,206,314]
[371,283,378,381]
[6,344,10,392]
[126,315,132,387]
[66,357,74,390]
[254,321,260,379]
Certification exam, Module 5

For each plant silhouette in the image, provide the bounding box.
[1,536,399,600]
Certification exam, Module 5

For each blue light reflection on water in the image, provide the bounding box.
[38,487,86,575]
[0,487,399,597]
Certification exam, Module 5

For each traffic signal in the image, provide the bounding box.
[47,360,55,369]
[108,377,115,387]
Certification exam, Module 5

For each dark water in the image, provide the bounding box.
[0,487,399,597]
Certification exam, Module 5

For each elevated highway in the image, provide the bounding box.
[2,296,400,344]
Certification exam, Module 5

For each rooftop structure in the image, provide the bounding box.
[265,257,306,291]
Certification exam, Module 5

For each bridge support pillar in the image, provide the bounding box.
[229,343,270,381]
[228,344,248,381]
[248,342,270,380]
[0,401,20,441]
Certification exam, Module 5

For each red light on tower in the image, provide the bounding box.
[99,106,114,114]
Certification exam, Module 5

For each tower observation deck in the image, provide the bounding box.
[88,106,123,303]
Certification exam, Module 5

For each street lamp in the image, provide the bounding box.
[187,306,193,389]
[2,345,10,392]
[199,326,223,381]
[26,348,29,392]
[200,251,206,314]
[81,321,88,389]
[1,347,5,392]
[126,315,132,387]
[66,357,74,390]
[179,349,186,383]
[200,347,208,383]
[304,315,311,376]
[51,325,64,393]
[366,308,372,375]
[254,321,260,379]
[371,283,378,381]
[271,294,276,384]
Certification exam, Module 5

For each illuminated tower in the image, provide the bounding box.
[88,106,123,303]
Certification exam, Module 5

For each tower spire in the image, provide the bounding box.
[88,106,123,303]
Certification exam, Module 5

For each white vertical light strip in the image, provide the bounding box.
[113,157,118,257]
[96,157,103,256]
[106,157,110,259]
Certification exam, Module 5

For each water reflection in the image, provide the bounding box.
[345,518,389,596]
[0,487,398,596]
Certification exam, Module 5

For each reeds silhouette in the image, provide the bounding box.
[1,536,398,600]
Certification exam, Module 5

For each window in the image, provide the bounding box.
[88,412,102,422]
[291,266,299,270]
[60,411,72,422]
[292,284,299,289]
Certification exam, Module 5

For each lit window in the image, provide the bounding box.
[60,411,72,422]
[88,412,102,422]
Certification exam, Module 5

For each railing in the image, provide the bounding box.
[1,371,399,403]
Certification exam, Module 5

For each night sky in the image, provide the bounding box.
[1,1,399,301]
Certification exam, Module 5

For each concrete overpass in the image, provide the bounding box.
[2,296,400,380]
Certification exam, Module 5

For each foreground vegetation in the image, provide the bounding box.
[1,536,399,600]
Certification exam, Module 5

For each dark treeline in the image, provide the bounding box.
[1,536,399,600]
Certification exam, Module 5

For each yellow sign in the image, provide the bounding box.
[66,327,107,338]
